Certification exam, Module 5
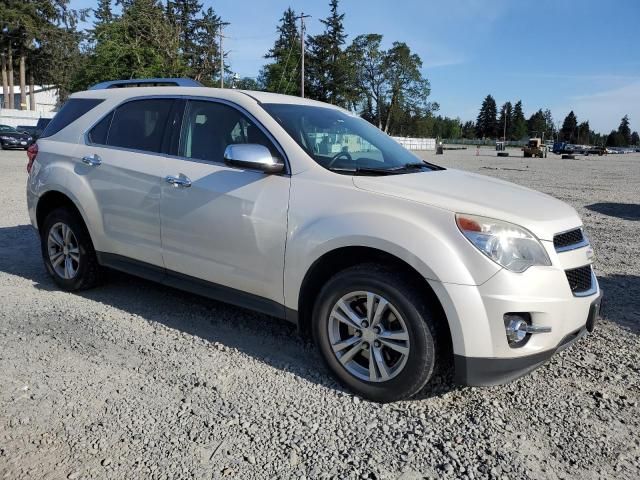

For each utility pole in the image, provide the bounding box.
[218,22,230,88]
[296,12,311,98]
[503,105,507,142]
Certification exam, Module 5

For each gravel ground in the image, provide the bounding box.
[1,147,638,480]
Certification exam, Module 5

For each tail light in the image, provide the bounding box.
[27,143,38,174]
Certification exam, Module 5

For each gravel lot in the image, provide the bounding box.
[1,147,639,479]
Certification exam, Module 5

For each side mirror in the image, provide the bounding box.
[223,144,284,174]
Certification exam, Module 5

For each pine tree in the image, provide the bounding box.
[476,95,497,138]
[543,109,555,139]
[511,100,528,140]
[191,7,224,85]
[306,0,351,106]
[617,115,631,146]
[560,111,578,142]
[95,0,113,24]
[527,109,546,138]
[261,8,301,95]
[631,131,640,146]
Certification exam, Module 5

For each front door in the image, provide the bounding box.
[160,99,290,308]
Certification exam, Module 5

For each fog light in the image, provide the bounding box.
[504,314,529,346]
[504,313,552,348]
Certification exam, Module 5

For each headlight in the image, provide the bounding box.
[456,214,551,272]
[0,136,13,141]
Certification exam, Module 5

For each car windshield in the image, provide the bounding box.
[262,103,443,175]
[0,125,18,133]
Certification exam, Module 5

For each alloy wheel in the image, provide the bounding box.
[47,222,80,280]
[328,291,410,382]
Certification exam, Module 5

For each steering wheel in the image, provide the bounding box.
[327,151,353,168]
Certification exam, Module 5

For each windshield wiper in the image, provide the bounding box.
[328,166,402,175]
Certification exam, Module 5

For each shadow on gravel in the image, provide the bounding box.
[0,224,459,400]
[597,274,640,335]
[586,202,640,221]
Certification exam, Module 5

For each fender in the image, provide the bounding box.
[283,182,502,313]
[29,142,108,252]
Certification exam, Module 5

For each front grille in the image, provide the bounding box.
[554,228,585,251]
[565,265,593,295]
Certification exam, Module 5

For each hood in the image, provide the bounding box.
[352,168,580,240]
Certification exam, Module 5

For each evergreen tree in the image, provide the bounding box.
[261,8,301,95]
[617,115,631,146]
[306,0,352,106]
[606,130,624,147]
[631,131,640,146]
[511,100,528,140]
[560,111,578,142]
[190,7,224,85]
[527,109,546,138]
[476,95,497,138]
[461,120,476,139]
[576,121,590,144]
[543,109,555,139]
[497,101,512,140]
[95,0,113,24]
[76,0,185,89]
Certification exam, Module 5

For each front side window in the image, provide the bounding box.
[106,99,173,153]
[263,103,441,174]
[180,100,278,162]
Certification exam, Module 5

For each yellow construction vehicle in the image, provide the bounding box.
[522,138,547,158]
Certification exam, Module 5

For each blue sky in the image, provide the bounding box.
[71,0,640,133]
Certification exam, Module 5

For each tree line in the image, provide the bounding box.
[1,0,638,146]
[473,93,638,147]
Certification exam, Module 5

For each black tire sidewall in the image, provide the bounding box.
[40,208,95,291]
[313,267,436,402]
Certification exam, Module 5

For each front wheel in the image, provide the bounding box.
[313,264,440,402]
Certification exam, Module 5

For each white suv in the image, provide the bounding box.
[26,79,602,402]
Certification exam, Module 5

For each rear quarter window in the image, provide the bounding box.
[40,99,104,138]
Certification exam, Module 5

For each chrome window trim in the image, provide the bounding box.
[82,94,291,176]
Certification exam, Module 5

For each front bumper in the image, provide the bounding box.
[454,290,602,385]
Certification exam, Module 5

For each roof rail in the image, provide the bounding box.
[88,78,203,90]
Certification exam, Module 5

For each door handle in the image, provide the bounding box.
[82,154,102,166]
[165,175,192,188]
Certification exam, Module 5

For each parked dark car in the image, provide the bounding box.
[0,124,33,150]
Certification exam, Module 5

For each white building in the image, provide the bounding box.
[0,85,58,127]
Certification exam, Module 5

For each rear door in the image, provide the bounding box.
[75,98,179,267]
[159,99,290,309]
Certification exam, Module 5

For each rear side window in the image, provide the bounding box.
[40,99,104,138]
[106,99,173,153]
[88,112,113,145]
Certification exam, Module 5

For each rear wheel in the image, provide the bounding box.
[313,264,440,402]
[41,207,102,291]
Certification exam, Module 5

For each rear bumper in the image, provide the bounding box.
[454,291,602,386]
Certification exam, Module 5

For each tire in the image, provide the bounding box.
[312,263,440,403]
[40,207,102,291]
[562,154,575,160]
[523,152,531,158]
[497,152,509,157]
